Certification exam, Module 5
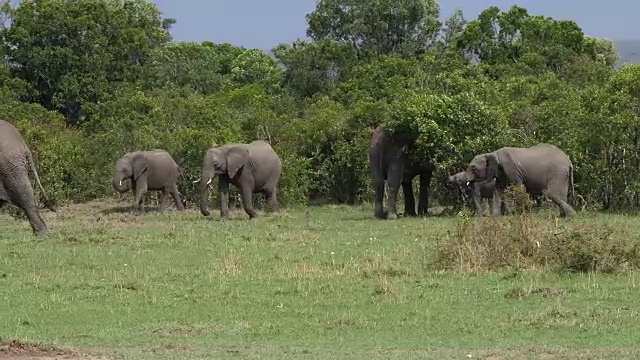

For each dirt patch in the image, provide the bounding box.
[0,340,109,360]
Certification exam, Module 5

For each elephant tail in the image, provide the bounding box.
[569,164,575,205]
[26,150,57,212]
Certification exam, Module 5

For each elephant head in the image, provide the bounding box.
[112,152,148,193]
[457,152,500,184]
[199,146,249,216]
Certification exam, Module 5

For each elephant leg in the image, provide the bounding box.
[158,189,169,211]
[402,178,416,217]
[10,184,47,236]
[386,162,404,220]
[491,189,505,216]
[219,179,230,220]
[240,185,258,219]
[544,185,576,218]
[264,187,280,213]
[134,181,147,212]
[472,187,483,216]
[170,185,184,211]
[416,174,427,216]
[373,177,386,219]
[417,172,432,216]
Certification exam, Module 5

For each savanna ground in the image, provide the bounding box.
[2,198,640,359]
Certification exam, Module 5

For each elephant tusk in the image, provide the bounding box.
[466,182,470,186]
[193,179,201,184]
[119,180,122,186]
[206,178,212,185]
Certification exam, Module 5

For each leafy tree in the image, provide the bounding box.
[272,39,358,99]
[306,0,441,58]
[2,0,171,124]
[456,6,600,77]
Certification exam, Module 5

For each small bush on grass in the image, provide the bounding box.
[434,185,640,273]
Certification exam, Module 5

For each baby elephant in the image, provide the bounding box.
[448,172,502,216]
[198,140,282,220]
[112,149,185,212]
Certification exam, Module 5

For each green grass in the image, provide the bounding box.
[2,200,640,359]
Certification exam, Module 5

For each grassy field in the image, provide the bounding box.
[2,200,640,359]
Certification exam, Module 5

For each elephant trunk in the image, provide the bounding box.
[200,168,215,216]
[112,173,129,193]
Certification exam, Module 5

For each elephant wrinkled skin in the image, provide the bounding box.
[457,143,576,217]
[199,140,282,220]
[368,125,434,220]
[0,120,56,236]
[448,172,503,216]
[112,149,185,212]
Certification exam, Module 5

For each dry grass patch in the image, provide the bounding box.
[435,186,640,273]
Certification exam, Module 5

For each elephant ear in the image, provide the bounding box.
[226,147,250,178]
[485,152,500,181]
[132,154,149,180]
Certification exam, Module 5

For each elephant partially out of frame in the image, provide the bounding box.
[0,120,56,236]
[456,143,576,217]
[448,172,503,216]
[198,140,282,220]
[112,149,185,212]
[368,125,434,220]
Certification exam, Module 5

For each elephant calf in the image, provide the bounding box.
[448,172,502,216]
[0,120,56,236]
[112,149,185,212]
[199,140,282,220]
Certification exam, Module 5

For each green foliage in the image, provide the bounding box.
[2,0,170,124]
[306,0,442,58]
[385,91,507,170]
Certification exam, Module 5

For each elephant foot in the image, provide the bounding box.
[404,211,418,218]
[387,212,398,220]
[34,228,48,237]
[374,210,387,219]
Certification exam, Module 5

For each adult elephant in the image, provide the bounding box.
[112,149,185,212]
[448,172,502,216]
[456,143,576,217]
[0,120,56,236]
[368,125,434,220]
[199,140,282,220]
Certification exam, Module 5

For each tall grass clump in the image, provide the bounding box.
[434,185,640,273]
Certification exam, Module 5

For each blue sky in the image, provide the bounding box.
[150,0,634,50]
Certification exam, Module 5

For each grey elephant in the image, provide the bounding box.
[0,120,56,236]
[456,143,576,217]
[368,125,434,220]
[199,140,282,220]
[112,149,185,212]
[448,172,502,216]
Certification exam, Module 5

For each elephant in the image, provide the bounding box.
[112,149,185,212]
[368,125,434,220]
[0,120,56,236]
[456,143,576,217]
[199,140,282,220]
[448,172,503,216]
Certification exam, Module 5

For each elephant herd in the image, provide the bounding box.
[111,141,283,222]
[0,120,575,237]
[0,119,283,236]
[368,125,577,219]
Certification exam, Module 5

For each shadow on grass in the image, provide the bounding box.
[100,205,166,215]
